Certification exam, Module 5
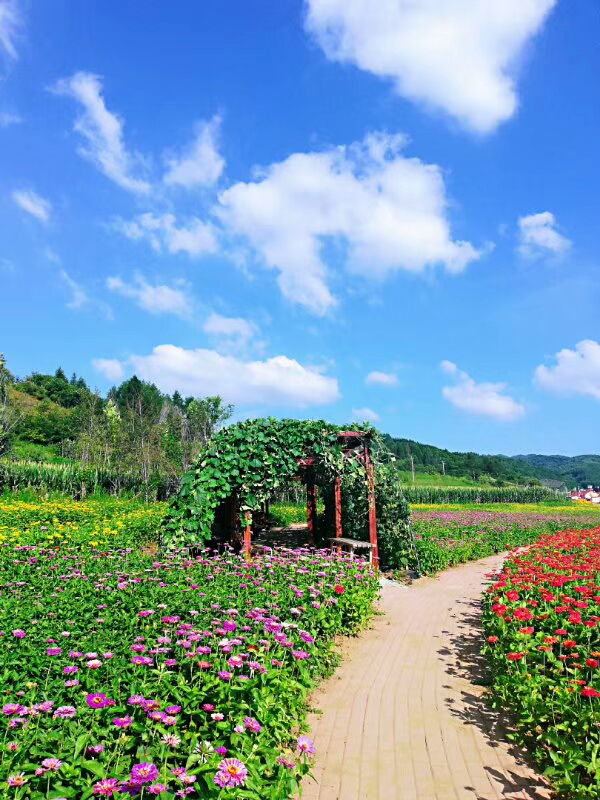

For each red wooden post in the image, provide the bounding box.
[243,510,252,561]
[306,477,317,547]
[364,446,379,570]
[334,475,343,547]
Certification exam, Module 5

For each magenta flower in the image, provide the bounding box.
[53,705,76,719]
[113,715,132,728]
[213,758,248,788]
[41,757,62,771]
[11,629,26,639]
[244,716,262,733]
[7,774,27,786]
[47,647,62,656]
[63,665,79,674]
[297,736,315,755]
[131,762,159,785]
[86,693,110,709]
[92,778,121,795]
[148,784,168,795]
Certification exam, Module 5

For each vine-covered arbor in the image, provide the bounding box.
[161,418,411,570]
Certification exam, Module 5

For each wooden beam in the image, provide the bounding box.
[334,475,343,541]
[243,510,252,561]
[363,446,379,571]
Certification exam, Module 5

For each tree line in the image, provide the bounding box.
[0,354,232,499]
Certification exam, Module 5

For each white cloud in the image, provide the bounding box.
[51,72,151,194]
[441,360,525,421]
[107,274,193,319]
[305,0,557,133]
[92,358,125,382]
[128,344,340,407]
[59,269,112,318]
[366,370,398,387]
[60,269,89,310]
[164,116,225,188]
[0,111,21,126]
[203,313,258,351]
[113,212,218,257]
[518,211,571,257]
[352,406,380,423]
[218,131,480,315]
[12,189,51,223]
[535,340,600,400]
[0,0,19,61]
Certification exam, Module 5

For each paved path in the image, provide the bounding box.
[302,555,550,800]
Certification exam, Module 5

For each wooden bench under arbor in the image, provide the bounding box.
[329,537,376,564]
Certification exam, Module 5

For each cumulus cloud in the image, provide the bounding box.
[12,189,51,223]
[352,406,380,423]
[51,72,151,194]
[535,340,600,400]
[0,0,19,61]
[127,344,340,407]
[92,358,125,382]
[441,360,525,421]
[164,116,225,188]
[518,211,571,257]
[203,313,258,351]
[218,131,480,315]
[305,0,557,133]
[106,274,193,319]
[366,370,398,387]
[113,212,218,257]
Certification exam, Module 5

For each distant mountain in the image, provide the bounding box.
[382,436,540,485]
[511,454,600,489]
[383,436,599,489]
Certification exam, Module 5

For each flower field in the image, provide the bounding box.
[0,499,378,798]
[411,507,600,573]
[0,496,166,549]
[483,527,600,798]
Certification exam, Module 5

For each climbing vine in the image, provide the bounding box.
[161,417,411,568]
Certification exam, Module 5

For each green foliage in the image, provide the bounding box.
[404,485,561,504]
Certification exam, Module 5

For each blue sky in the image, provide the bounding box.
[1,0,599,456]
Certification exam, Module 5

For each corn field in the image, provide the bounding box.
[403,485,563,505]
[0,459,173,499]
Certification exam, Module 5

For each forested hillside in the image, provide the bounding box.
[0,353,232,497]
[513,454,600,488]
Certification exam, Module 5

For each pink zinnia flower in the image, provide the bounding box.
[113,715,132,728]
[131,762,159,785]
[213,758,248,788]
[297,736,315,755]
[93,778,121,795]
[7,773,27,786]
[86,693,110,709]
[53,705,76,719]
[41,757,62,771]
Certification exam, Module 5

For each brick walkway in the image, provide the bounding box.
[302,555,551,800]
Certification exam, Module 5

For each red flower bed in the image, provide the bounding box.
[483,527,600,799]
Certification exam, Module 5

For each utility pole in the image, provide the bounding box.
[441,460,446,476]
[410,454,415,486]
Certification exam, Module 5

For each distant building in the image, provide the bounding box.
[541,479,567,493]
